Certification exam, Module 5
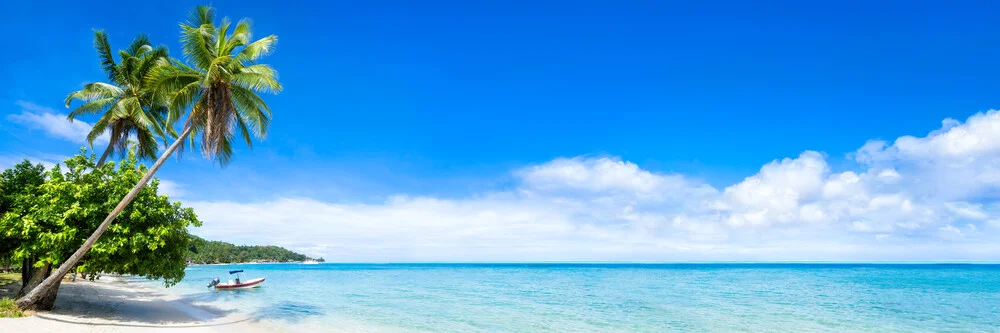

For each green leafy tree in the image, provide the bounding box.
[4,153,200,310]
[0,161,48,286]
[65,31,170,167]
[18,5,280,309]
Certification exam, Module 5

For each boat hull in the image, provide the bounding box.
[214,277,265,289]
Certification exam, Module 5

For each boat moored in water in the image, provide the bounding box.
[207,270,265,289]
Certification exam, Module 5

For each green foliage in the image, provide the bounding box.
[66,31,171,163]
[186,236,313,264]
[0,297,22,317]
[0,152,201,287]
[0,160,48,259]
[148,5,281,165]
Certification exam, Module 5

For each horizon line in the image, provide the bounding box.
[200,260,1000,264]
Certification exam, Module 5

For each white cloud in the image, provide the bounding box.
[157,179,185,198]
[516,156,715,200]
[7,100,108,145]
[854,110,1000,200]
[944,202,988,221]
[939,225,963,240]
[721,151,828,227]
[186,110,1000,262]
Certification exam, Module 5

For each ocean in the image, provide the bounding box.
[145,263,1000,332]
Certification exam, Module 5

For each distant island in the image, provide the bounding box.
[186,236,324,264]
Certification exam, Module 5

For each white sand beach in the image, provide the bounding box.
[0,276,275,333]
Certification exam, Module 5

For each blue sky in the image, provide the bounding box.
[3,1,1000,261]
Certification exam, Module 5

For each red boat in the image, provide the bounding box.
[207,270,265,289]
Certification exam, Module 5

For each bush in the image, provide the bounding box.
[0,298,23,317]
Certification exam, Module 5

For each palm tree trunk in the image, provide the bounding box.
[15,124,194,310]
[95,140,115,168]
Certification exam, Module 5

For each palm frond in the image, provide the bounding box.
[136,46,169,79]
[229,19,253,49]
[232,35,276,66]
[188,5,215,28]
[231,64,281,93]
[167,81,203,125]
[133,127,160,161]
[231,85,270,137]
[108,123,129,158]
[67,98,116,120]
[216,17,232,56]
[126,34,152,56]
[107,98,130,119]
[147,61,202,123]
[87,113,113,146]
[65,82,124,106]
[232,102,255,148]
[117,52,140,87]
[231,84,271,115]
[93,30,117,79]
[147,105,170,142]
[212,129,234,166]
[181,24,216,70]
[120,97,150,127]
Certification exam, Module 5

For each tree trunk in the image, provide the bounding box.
[19,258,30,286]
[16,262,49,298]
[30,277,63,311]
[95,140,115,168]
[15,124,194,310]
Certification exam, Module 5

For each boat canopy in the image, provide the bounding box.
[229,270,244,274]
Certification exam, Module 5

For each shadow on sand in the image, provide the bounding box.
[33,280,242,328]
[24,279,324,328]
[33,314,253,328]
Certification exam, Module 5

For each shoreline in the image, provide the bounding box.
[0,276,274,333]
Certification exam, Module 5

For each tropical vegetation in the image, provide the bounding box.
[65,31,170,167]
[0,154,200,309]
[8,5,282,310]
[0,297,22,318]
[187,236,321,264]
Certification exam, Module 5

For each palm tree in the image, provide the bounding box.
[66,31,170,167]
[152,5,280,164]
[17,6,281,310]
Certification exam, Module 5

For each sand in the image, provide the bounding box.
[0,276,276,333]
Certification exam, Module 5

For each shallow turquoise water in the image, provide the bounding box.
[145,263,1000,332]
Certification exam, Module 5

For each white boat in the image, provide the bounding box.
[207,270,265,289]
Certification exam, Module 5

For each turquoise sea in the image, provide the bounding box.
[147,263,1000,332]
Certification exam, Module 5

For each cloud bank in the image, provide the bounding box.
[189,111,1000,261]
[7,101,108,145]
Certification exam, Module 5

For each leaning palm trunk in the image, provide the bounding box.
[16,124,194,310]
[95,140,115,168]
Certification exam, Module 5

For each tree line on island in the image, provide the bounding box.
[187,236,323,264]
[0,5,283,311]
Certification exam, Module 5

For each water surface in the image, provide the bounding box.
[145,263,1000,332]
